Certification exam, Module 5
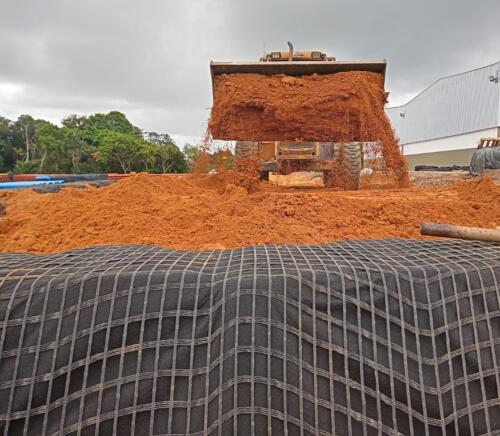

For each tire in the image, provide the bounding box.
[259,170,270,181]
[323,143,362,190]
[234,141,259,161]
[323,169,334,188]
[343,143,362,190]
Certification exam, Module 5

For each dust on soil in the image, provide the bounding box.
[209,71,408,186]
[0,173,498,254]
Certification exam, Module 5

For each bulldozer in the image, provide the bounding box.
[210,42,387,189]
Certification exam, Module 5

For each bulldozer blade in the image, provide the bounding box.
[210,60,387,83]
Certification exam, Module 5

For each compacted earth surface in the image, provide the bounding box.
[0,172,499,254]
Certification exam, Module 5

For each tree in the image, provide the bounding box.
[0,116,14,171]
[95,130,146,173]
[143,131,175,146]
[62,114,87,130]
[153,143,186,173]
[141,142,187,173]
[141,132,187,173]
[12,115,36,162]
[0,111,188,175]
[82,111,141,144]
[34,121,66,172]
[183,143,200,171]
[62,114,98,173]
[13,160,42,174]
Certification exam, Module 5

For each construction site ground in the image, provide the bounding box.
[0,170,498,254]
[410,168,500,187]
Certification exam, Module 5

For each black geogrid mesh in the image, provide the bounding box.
[0,239,499,435]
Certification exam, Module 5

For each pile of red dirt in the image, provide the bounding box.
[209,71,408,185]
[0,174,498,254]
[453,176,500,203]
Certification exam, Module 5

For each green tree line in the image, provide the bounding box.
[0,111,201,174]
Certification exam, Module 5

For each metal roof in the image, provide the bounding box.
[386,61,500,145]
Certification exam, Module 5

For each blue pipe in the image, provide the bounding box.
[0,180,64,190]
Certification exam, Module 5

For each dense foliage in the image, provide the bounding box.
[0,111,193,174]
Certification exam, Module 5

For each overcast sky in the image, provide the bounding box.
[1,0,500,145]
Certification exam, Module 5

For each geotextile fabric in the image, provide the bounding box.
[0,240,498,435]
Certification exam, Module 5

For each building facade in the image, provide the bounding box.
[386,62,500,169]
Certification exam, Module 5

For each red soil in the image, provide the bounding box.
[209,71,408,185]
[0,174,498,254]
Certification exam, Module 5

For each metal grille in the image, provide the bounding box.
[0,239,499,435]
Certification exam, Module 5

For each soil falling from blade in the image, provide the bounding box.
[209,71,408,186]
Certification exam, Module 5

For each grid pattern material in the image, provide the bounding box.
[0,239,499,435]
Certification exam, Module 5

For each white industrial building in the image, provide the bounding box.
[386,61,500,169]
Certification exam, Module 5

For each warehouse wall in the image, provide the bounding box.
[400,127,499,170]
[404,148,477,170]
[387,62,500,145]
[401,127,498,155]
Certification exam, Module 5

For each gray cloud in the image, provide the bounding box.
[1,0,500,143]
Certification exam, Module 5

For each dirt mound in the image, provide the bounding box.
[0,175,498,254]
[454,176,500,203]
[209,71,408,185]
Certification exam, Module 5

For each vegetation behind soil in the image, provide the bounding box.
[0,111,208,174]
